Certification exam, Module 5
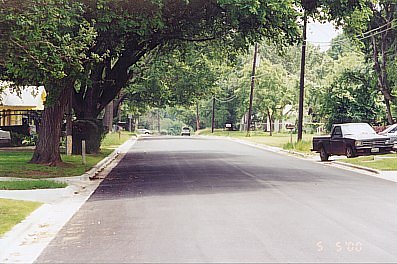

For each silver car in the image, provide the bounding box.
[0,129,11,147]
[379,124,397,147]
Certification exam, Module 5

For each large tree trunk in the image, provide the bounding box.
[371,34,394,124]
[103,101,114,133]
[30,83,72,165]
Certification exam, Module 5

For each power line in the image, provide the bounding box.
[214,95,237,103]
[308,19,396,46]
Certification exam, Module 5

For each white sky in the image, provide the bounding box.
[307,21,342,51]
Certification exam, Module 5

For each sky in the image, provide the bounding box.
[307,21,342,51]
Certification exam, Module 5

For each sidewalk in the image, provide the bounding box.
[220,136,397,183]
[0,137,137,263]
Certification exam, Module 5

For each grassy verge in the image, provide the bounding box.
[0,180,67,190]
[0,131,135,179]
[282,140,313,154]
[101,131,136,149]
[198,129,314,149]
[0,198,42,236]
[339,154,397,171]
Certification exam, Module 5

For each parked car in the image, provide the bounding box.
[378,123,397,147]
[181,127,191,136]
[0,129,11,147]
[312,123,393,161]
[136,128,152,135]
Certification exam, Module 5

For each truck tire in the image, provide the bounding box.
[346,146,356,158]
[319,146,329,161]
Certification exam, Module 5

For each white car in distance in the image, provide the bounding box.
[136,128,152,135]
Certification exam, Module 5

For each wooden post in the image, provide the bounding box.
[82,140,86,165]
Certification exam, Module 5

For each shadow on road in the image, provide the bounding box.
[89,149,324,202]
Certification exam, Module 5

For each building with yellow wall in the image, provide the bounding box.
[0,82,46,128]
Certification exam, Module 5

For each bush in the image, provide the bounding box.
[72,119,106,154]
[10,132,24,146]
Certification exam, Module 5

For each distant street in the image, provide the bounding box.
[36,136,397,263]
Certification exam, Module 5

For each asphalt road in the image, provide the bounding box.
[36,136,397,263]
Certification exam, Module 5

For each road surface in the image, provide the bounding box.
[36,136,397,263]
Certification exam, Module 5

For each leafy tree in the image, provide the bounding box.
[73,0,301,119]
[320,65,384,131]
[342,0,397,124]
[1,0,302,165]
[0,0,97,165]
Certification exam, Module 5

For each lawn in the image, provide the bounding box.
[199,129,314,149]
[0,198,42,236]
[0,180,67,190]
[0,131,135,179]
[339,154,397,171]
[101,131,136,149]
[0,150,112,178]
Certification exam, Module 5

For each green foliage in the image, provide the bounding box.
[72,119,106,154]
[126,44,219,109]
[1,0,97,103]
[340,0,397,122]
[320,65,384,131]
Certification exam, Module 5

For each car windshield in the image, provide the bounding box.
[342,124,376,135]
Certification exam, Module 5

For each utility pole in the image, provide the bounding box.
[157,108,160,133]
[297,12,307,141]
[211,97,215,133]
[196,101,200,132]
[247,42,259,136]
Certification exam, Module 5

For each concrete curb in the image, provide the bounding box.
[0,136,137,263]
[87,148,119,180]
[332,161,380,174]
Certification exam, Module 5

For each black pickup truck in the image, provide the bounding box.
[312,123,394,161]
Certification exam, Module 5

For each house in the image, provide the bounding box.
[0,82,46,135]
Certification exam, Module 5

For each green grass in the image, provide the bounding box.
[0,131,134,179]
[0,180,67,190]
[0,198,42,236]
[199,129,314,148]
[339,154,397,171]
[0,150,112,179]
[101,131,136,149]
[282,140,313,153]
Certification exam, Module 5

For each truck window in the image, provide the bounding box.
[332,126,342,138]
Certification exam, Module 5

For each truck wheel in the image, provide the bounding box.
[346,146,356,158]
[319,147,329,161]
